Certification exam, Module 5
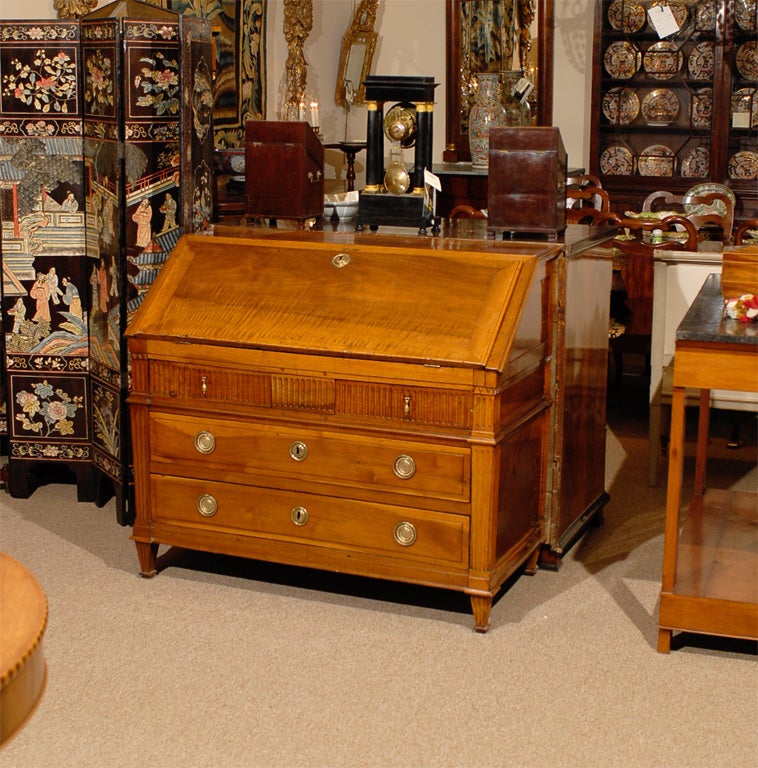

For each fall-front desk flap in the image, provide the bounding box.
[125,233,559,371]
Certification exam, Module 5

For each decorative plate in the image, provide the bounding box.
[643,41,683,81]
[728,150,758,179]
[685,182,737,213]
[600,145,635,175]
[641,88,679,125]
[607,0,646,32]
[602,87,640,126]
[668,3,689,27]
[691,88,713,129]
[680,146,710,178]
[688,42,714,81]
[604,41,641,80]
[735,0,757,31]
[731,87,758,128]
[695,0,717,31]
[638,144,675,176]
[736,41,757,81]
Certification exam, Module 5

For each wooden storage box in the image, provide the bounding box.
[245,121,324,221]
[487,126,567,239]
[125,231,562,631]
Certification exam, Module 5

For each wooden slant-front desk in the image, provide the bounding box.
[126,226,613,630]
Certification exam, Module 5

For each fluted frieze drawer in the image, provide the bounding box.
[335,381,472,428]
[149,412,471,502]
[150,474,470,566]
[149,360,272,407]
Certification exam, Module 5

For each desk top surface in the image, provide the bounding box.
[677,273,757,348]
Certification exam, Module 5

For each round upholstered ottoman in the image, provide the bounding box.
[0,551,48,744]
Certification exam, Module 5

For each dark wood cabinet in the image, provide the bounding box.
[245,121,325,223]
[590,0,758,222]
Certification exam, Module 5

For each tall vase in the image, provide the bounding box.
[468,73,507,169]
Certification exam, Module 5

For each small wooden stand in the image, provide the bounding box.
[657,259,758,652]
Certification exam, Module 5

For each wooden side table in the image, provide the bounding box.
[657,273,758,652]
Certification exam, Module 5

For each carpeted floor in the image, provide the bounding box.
[1,372,756,768]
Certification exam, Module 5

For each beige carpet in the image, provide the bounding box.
[1,378,756,768]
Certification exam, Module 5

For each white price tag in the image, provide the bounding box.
[424,168,441,193]
[647,3,680,38]
[515,77,534,104]
[733,112,751,129]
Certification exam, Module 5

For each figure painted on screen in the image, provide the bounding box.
[159,192,177,232]
[30,272,51,323]
[132,198,153,248]
[61,277,82,320]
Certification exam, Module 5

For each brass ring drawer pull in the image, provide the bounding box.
[393,521,417,547]
[393,454,416,479]
[290,506,309,526]
[197,493,218,517]
[194,430,216,454]
[289,440,308,461]
[332,252,351,268]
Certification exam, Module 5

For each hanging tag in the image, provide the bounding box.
[647,2,680,38]
[514,77,534,104]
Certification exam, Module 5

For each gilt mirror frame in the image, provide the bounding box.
[334,0,379,108]
[444,0,554,163]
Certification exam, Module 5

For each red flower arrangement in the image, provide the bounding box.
[723,293,758,323]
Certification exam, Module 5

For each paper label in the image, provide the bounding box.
[424,168,441,193]
[732,112,751,129]
[647,3,680,38]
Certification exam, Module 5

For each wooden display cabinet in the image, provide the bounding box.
[589,0,758,222]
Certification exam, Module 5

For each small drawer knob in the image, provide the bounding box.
[393,521,417,547]
[290,506,309,526]
[289,440,308,461]
[393,454,416,479]
[194,430,216,454]
[196,493,218,517]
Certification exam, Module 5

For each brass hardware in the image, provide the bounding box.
[332,252,351,268]
[393,454,416,479]
[290,506,309,526]
[393,521,417,546]
[403,395,411,417]
[197,493,218,517]
[194,430,216,454]
[289,440,308,461]
[201,375,208,397]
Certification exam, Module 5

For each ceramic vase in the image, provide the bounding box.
[468,73,507,169]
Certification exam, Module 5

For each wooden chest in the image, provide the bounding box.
[245,121,324,221]
[125,232,561,631]
[487,127,568,238]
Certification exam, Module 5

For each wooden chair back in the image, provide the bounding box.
[566,185,612,223]
[734,219,758,245]
[449,204,487,220]
[612,215,698,339]
[642,189,735,245]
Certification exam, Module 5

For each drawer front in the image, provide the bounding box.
[149,413,470,503]
[147,359,472,428]
[335,381,473,429]
[151,475,470,566]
